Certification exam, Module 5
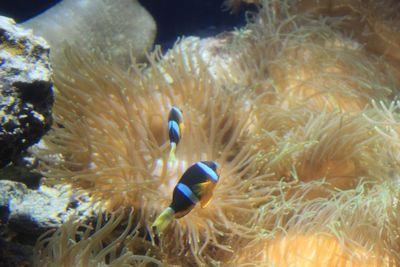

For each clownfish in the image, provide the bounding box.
[168,106,184,162]
[152,161,220,233]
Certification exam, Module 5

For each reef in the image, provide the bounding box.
[25,0,400,266]
[0,16,53,168]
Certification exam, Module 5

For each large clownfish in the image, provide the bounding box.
[152,161,220,233]
[167,106,184,162]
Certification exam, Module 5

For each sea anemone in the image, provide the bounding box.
[289,0,400,82]
[223,0,400,264]
[35,42,277,264]
[34,209,165,266]
[34,0,400,265]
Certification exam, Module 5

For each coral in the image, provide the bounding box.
[21,0,156,69]
[34,0,400,265]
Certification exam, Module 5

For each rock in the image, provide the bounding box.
[0,152,41,188]
[0,180,95,237]
[0,16,53,168]
[0,239,32,267]
[0,180,29,208]
[0,180,96,267]
[8,184,70,234]
[22,0,157,69]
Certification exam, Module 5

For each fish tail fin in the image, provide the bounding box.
[168,142,177,162]
[152,207,175,233]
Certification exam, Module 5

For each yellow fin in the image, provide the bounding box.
[192,181,216,208]
[192,181,211,195]
[152,207,174,233]
[200,191,214,208]
[168,143,176,162]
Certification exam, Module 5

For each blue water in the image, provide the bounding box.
[0,0,255,50]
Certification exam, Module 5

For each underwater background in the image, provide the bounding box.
[0,0,252,49]
[1,0,400,266]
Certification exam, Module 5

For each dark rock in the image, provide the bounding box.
[0,180,95,238]
[0,152,43,189]
[0,153,41,188]
[0,16,53,168]
[0,239,33,267]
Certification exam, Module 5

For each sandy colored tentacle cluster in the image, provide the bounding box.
[35,0,400,265]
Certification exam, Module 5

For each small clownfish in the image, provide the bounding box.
[152,161,220,233]
[168,106,184,162]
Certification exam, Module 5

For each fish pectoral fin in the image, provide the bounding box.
[200,192,214,208]
[192,181,212,196]
[192,181,216,208]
